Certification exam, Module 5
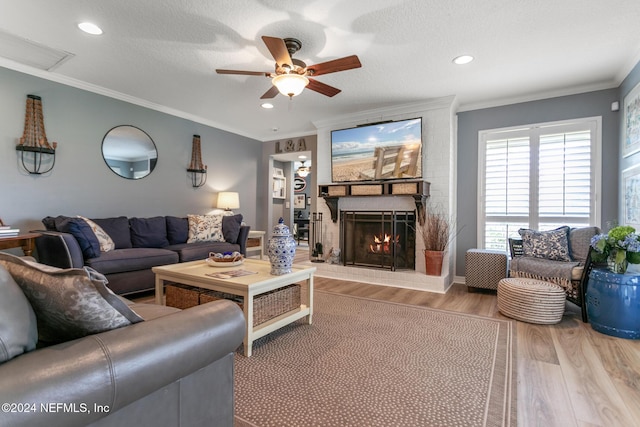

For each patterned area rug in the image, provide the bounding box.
[234,291,516,427]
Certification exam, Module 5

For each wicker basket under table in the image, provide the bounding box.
[165,283,301,326]
[165,283,200,310]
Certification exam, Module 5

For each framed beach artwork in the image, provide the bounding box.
[624,81,640,157]
[623,164,640,230]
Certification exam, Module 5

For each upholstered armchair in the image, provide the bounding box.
[509,226,600,321]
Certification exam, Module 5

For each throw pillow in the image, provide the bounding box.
[52,215,72,231]
[0,253,143,345]
[569,226,600,262]
[0,265,37,363]
[187,214,225,243]
[57,217,101,259]
[130,216,169,248]
[91,216,132,249]
[79,216,115,252]
[42,215,65,231]
[222,214,243,244]
[166,216,189,244]
[518,226,571,262]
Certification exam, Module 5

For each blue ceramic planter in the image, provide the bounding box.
[587,268,640,339]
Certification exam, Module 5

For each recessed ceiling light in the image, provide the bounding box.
[78,22,103,35]
[298,155,307,159]
[453,55,474,65]
[261,103,274,109]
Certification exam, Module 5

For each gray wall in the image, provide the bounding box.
[1,66,262,240]
[456,89,620,276]
[619,61,640,178]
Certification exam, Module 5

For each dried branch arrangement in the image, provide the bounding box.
[416,205,455,252]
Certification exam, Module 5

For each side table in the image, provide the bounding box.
[465,249,508,291]
[0,233,41,257]
[587,268,640,339]
[246,230,265,259]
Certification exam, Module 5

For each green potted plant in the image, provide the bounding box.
[590,225,640,273]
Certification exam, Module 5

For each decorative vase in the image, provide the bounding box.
[587,268,640,339]
[607,248,628,274]
[267,218,296,275]
[424,250,444,276]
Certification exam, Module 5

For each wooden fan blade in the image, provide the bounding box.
[216,69,271,77]
[260,85,280,99]
[261,36,293,68]
[307,78,341,97]
[306,55,361,76]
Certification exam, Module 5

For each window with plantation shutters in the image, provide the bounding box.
[478,118,601,252]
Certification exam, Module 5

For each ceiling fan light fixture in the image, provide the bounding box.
[272,74,309,98]
[296,161,310,177]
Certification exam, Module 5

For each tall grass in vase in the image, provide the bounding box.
[417,206,454,276]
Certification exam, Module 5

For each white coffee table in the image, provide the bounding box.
[152,259,315,356]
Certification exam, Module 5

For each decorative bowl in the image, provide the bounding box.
[206,251,244,267]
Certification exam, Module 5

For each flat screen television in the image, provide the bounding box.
[331,117,422,182]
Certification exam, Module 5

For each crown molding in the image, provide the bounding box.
[0,58,261,142]
[457,81,618,113]
[616,45,640,85]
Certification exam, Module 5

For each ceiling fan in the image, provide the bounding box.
[216,36,362,99]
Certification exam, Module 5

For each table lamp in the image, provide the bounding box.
[217,192,240,211]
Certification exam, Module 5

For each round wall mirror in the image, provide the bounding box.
[101,125,158,179]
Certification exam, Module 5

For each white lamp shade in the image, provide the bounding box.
[217,192,240,210]
[272,74,309,98]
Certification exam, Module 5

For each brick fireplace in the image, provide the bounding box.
[311,97,457,293]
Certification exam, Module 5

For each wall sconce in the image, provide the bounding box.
[16,95,57,175]
[217,192,240,211]
[187,134,207,187]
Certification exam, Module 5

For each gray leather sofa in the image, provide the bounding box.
[35,215,250,295]
[0,298,245,427]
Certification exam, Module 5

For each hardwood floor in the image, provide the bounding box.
[142,246,640,426]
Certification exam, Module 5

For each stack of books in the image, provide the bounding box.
[0,225,20,238]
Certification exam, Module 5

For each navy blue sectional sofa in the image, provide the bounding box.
[34,215,250,295]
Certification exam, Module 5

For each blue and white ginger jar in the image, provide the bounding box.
[268,218,296,275]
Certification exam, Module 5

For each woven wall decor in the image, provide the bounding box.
[16,94,58,174]
[187,134,207,187]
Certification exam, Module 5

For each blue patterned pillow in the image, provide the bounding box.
[518,226,571,261]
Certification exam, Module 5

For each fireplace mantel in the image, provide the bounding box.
[318,179,430,223]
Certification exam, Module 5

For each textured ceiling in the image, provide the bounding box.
[1,0,639,141]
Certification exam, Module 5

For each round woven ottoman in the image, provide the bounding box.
[497,278,566,324]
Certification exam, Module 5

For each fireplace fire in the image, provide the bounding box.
[369,234,400,254]
[341,211,415,271]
